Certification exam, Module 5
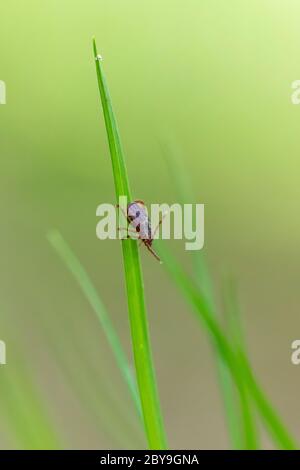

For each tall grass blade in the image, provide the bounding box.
[93,38,167,449]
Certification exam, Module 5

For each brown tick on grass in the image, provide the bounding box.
[117,200,163,263]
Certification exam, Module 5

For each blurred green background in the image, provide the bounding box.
[1,0,300,449]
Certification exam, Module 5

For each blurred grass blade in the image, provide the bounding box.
[161,141,194,205]
[47,229,141,417]
[36,280,143,449]
[196,258,243,449]
[216,360,242,449]
[93,38,167,449]
[222,278,259,449]
[237,382,259,449]
[0,350,60,449]
[243,364,292,450]
[162,142,242,448]
[157,242,297,449]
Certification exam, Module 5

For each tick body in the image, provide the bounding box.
[118,200,162,263]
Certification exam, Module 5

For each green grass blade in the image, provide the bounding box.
[47,229,141,417]
[216,360,242,449]
[35,277,143,449]
[93,38,167,449]
[0,349,60,449]
[157,242,297,449]
[242,354,295,450]
[237,382,259,449]
[160,141,194,205]
[162,143,242,448]
[222,278,259,449]
[195,258,244,450]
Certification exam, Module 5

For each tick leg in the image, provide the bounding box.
[144,243,162,263]
[152,211,168,239]
[117,227,140,240]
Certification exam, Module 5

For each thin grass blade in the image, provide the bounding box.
[222,278,259,449]
[47,229,141,417]
[162,143,242,448]
[93,38,167,449]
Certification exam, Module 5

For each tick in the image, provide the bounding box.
[117,200,163,263]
